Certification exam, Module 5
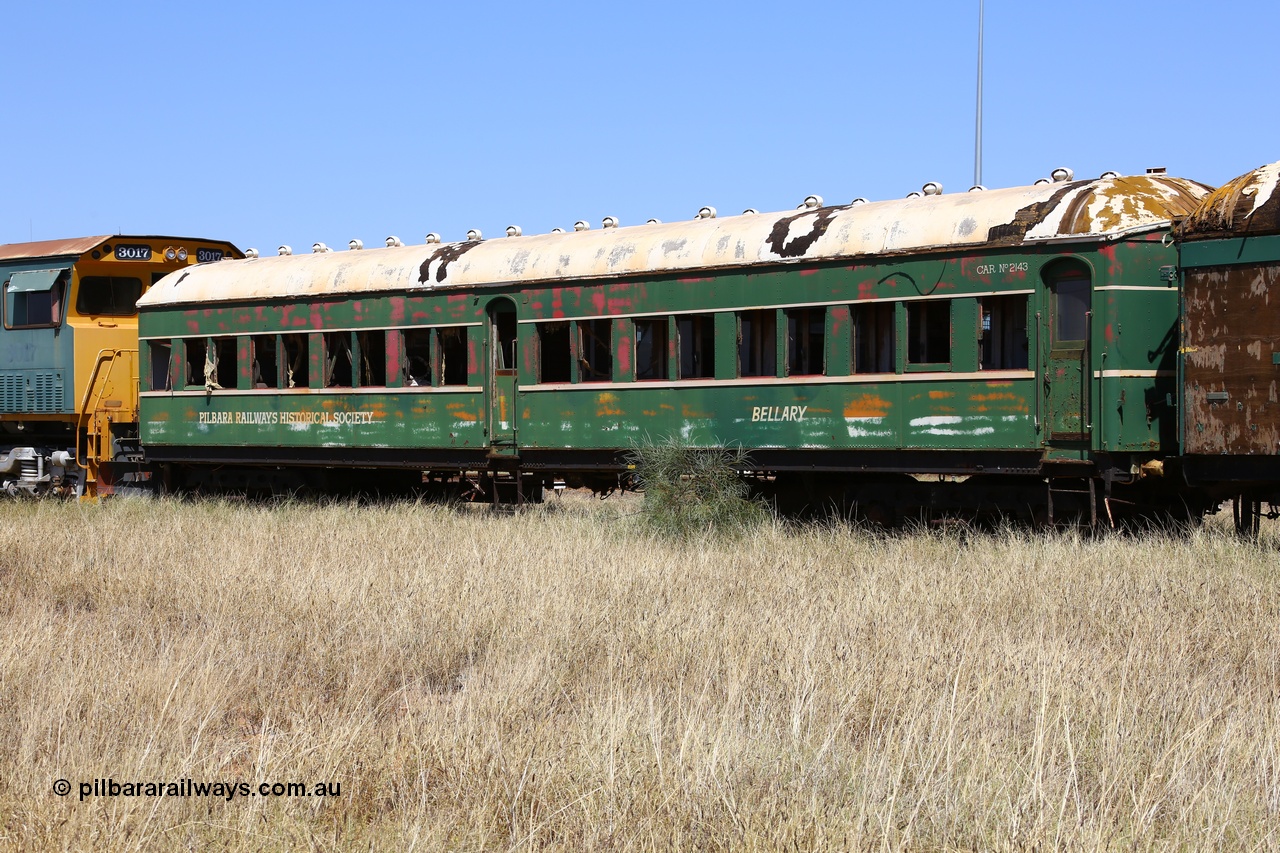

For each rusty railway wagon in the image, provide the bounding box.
[134,168,1221,524]
[0,236,243,497]
[1177,160,1280,534]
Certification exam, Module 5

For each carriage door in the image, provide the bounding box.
[1044,264,1092,442]
[487,298,519,449]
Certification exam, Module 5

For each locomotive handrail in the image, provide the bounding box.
[75,348,136,472]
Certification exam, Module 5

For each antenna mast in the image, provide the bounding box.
[974,0,984,187]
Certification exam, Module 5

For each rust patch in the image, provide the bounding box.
[843,394,891,418]
[928,390,954,400]
[766,208,840,258]
[597,393,622,417]
[420,241,480,285]
[987,182,1081,244]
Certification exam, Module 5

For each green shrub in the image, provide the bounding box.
[625,436,770,538]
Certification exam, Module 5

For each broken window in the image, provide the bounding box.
[282,334,309,388]
[539,322,572,383]
[76,276,143,316]
[578,319,612,381]
[437,326,468,386]
[980,294,1029,370]
[402,328,432,386]
[251,335,279,389]
[906,300,951,366]
[677,314,715,379]
[184,338,207,388]
[323,332,353,387]
[852,302,895,374]
[738,309,777,377]
[148,340,171,391]
[635,317,669,381]
[212,337,237,389]
[357,330,386,387]
[786,307,825,376]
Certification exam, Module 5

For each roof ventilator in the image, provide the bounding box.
[386,236,404,247]
[602,216,619,229]
[922,182,943,196]
[968,185,986,192]
[245,248,259,259]
[424,233,440,244]
[646,218,662,224]
[850,198,868,205]
[348,239,363,251]
[696,206,716,220]
[1100,171,1120,179]
[466,229,483,241]
[1051,167,1074,182]
[278,245,292,256]
[799,195,823,210]
[311,242,331,253]
[506,225,522,237]
[574,221,590,231]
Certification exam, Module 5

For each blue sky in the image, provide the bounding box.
[4,1,1277,255]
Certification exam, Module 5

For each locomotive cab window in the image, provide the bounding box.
[786,307,825,376]
[852,302,895,374]
[906,300,951,367]
[4,269,66,328]
[77,276,142,316]
[677,314,715,379]
[979,295,1029,370]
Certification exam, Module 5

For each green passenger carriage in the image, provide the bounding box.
[137,170,1211,520]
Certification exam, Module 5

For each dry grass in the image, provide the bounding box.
[0,494,1277,850]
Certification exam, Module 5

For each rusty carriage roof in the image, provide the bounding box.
[1178,160,1280,240]
[139,173,1211,309]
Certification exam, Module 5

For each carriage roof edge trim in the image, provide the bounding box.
[139,174,1211,309]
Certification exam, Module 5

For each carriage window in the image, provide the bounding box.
[282,334,309,388]
[148,341,172,391]
[437,327,468,386]
[357,330,386,387]
[4,270,65,328]
[212,337,236,389]
[635,317,669,381]
[251,335,279,388]
[677,314,715,379]
[738,309,776,377]
[907,300,951,366]
[786,307,825,376]
[402,329,432,386]
[539,322,572,383]
[323,332,353,387]
[852,302,895,373]
[77,276,142,316]
[1053,276,1090,345]
[980,295,1029,370]
[184,338,207,387]
[579,319,612,381]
